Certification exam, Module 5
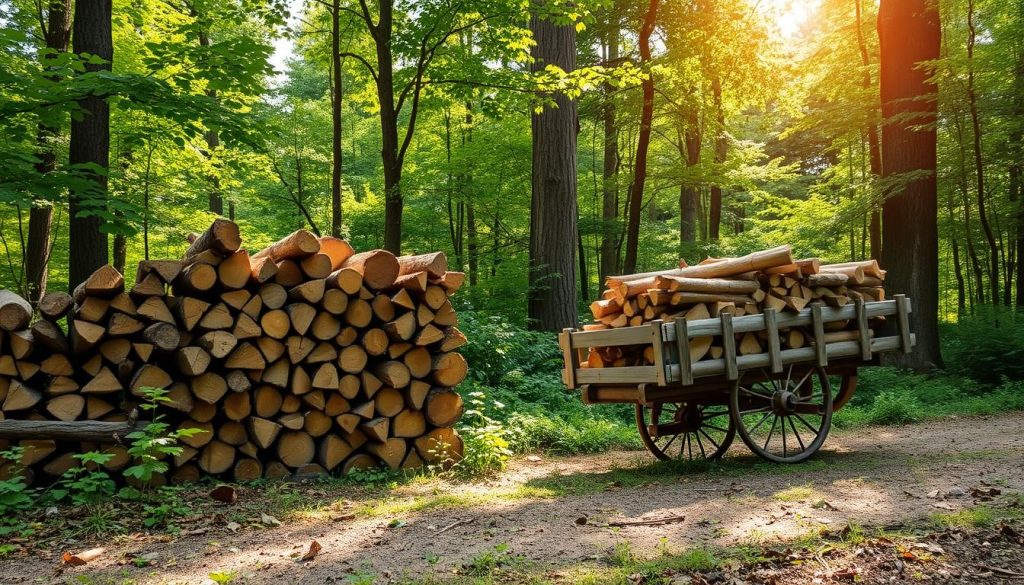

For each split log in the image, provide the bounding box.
[38,291,73,321]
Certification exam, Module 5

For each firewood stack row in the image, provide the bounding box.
[585,245,887,367]
[0,219,468,484]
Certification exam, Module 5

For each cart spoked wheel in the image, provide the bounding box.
[636,402,735,462]
[730,366,833,463]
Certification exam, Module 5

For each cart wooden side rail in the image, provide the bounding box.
[559,295,913,392]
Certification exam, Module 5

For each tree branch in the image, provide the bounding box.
[339,52,378,82]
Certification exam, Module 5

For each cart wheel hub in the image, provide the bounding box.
[772,390,798,415]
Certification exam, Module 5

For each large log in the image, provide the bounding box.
[0,290,32,332]
[341,250,399,290]
[606,245,793,289]
[185,218,241,260]
[252,229,320,262]
[397,252,447,279]
[0,418,139,441]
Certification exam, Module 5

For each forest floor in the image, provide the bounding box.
[3,412,1024,585]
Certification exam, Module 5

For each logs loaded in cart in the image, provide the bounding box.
[559,246,916,464]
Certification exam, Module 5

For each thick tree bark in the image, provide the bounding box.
[599,15,620,282]
[622,0,658,274]
[68,0,112,290]
[25,0,72,304]
[527,13,578,331]
[878,0,942,369]
[965,0,999,305]
[709,76,726,241]
[330,0,344,237]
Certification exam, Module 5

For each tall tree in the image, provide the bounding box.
[708,74,725,240]
[527,11,578,331]
[965,0,999,305]
[622,0,658,274]
[854,0,883,259]
[25,0,72,303]
[599,10,621,281]
[68,0,113,290]
[330,0,344,237]
[878,0,942,368]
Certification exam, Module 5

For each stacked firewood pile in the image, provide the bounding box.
[0,219,468,484]
[585,245,887,367]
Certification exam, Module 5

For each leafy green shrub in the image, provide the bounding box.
[49,451,117,506]
[0,448,33,515]
[504,413,641,455]
[124,386,204,486]
[865,391,922,425]
[941,308,1024,386]
[456,391,512,477]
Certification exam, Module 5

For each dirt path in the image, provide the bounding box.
[7,412,1024,584]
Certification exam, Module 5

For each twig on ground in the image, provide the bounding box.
[608,514,685,527]
[973,564,1024,579]
[435,518,474,535]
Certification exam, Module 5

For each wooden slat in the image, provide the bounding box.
[720,313,738,381]
[559,329,578,389]
[649,320,667,386]
[581,386,641,404]
[570,326,653,348]
[855,299,871,361]
[667,299,905,338]
[576,366,660,385]
[811,303,827,367]
[764,308,783,374]
[895,294,912,353]
[666,334,913,381]
[674,318,694,386]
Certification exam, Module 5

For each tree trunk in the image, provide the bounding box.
[197,30,223,215]
[947,195,967,313]
[372,1,403,254]
[1013,51,1024,306]
[464,103,478,287]
[709,75,726,241]
[68,0,112,291]
[330,0,344,237]
[855,0,883,259]
[679,114,702,246]
[599,15,620,282]
[965,0,999,306]
[622,0,658,274]
[25,0,72,304]
[877,0,942,369]
[527,11,578,331]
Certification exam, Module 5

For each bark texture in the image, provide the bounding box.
[68,0,113,291]
[878,0,942,369]
[527,13,579,331]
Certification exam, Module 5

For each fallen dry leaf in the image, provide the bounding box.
[225,521,241,533]
[300,540,322,562]
[209,485,237,504]
[261,513,282,526]
[62,547,106,566]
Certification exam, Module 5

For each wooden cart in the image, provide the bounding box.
[559,296,915,463]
